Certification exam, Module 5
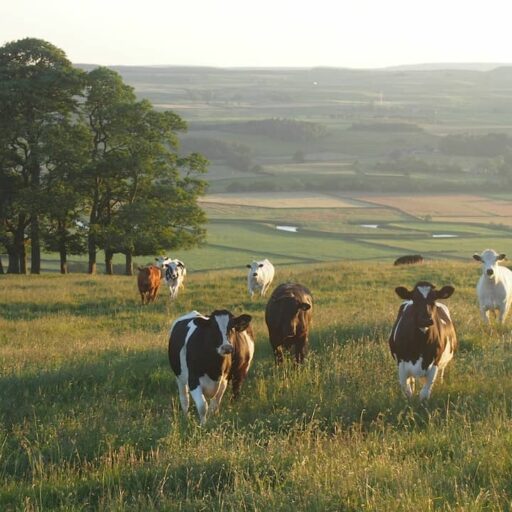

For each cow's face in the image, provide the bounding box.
[155,256,171,269]
[274,297,311,338]
[165,261,184,282]
[473,249,506,280]
[196,310,252,356]
[247,261,264,279]
[395,282,454,331]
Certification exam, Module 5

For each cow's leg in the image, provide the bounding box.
[176,378,189,415]
[210,378,229,415]
[499,302,510,324]
[480,306,490,324]
[419,365,439,401]
[190,385,208,426]
[438,366,445,384]
[294,336,307,364]
[273,345,284,365]
[231,367,249,400]
[398,363,414,398]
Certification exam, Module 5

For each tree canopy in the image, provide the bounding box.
[0,38,208,274]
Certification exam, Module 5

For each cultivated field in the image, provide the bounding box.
[1,260,512,510]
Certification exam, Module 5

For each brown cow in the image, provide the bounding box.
[394,254,424,266]
[265,283,313,364]
[137,265,161,304]
[389,281,457,400]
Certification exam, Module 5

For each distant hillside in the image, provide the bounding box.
[385,62,511,72]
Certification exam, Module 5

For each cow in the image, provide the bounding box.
[246,258,275,298]
[155,256,187,300]
[265,283,313,364]
[389,281,457,401]
[137,265,161,305]
[473,249,512,324]
[168,309,254,425]
[394,254,424,266]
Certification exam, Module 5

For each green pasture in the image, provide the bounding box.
[2,260,512,510]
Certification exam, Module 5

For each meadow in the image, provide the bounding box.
[2,259,512,510]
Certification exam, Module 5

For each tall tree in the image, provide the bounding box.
[0,38,83,273]
[41,122,90,273]
[81,67,137,274]
[81,68,208,275]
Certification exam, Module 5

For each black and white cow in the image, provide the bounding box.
[155,256,186,300]
[389,281,457,400]
[168,310,254,425]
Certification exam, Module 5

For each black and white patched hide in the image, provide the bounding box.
[168,309,254,425]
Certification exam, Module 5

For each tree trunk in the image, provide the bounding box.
[125,252,133,276]
[0,255,3,274]
[88,234,97,274]
[59,246,68,274]
[105,249,114,275]
[19,241,27,274]
[6,246,19,274]
[30,215,41,274]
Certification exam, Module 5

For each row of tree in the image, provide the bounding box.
[0,38,208,275]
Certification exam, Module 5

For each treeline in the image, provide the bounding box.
[439,132,512,157]
[0,38,207,275]
[196,118,329,143]
[349,122,424,132]
[181,137,261,173]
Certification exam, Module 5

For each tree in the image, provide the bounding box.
[0,38,83,273]
[41,122,90,273]
[81,68,207,275]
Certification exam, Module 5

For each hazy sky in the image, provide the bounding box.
[2,0,511,68]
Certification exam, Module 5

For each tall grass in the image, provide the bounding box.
[1,260,512,510]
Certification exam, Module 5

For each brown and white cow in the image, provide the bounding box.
[265,283,313,364]
[137,265,161,305]
[389,281,457,400]
[168,309,254,425]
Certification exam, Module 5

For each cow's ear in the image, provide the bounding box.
[177,261,185,268]
[395,286,412,300]
[299,302,311,311]
[233,314,252,331]
[195,316,210,327]
[473,253,482,262]
[246,264,251,268]
[436,285,455,299]
[498,253,506,261]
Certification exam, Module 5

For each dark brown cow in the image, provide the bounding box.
[168,310,254,425]
[389,281,457,400]
[394,254,424,266]
[137,265,161,305]
[265,283,313,364]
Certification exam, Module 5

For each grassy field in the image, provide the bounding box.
[2,259,512,510]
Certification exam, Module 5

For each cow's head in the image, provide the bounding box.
[246,261,265,278]
[164,260,185,282]
[155,256,172,269]
[395,281,454,330]
[473,249,506,280]
[196,310,252,356]
[271,296,312,338]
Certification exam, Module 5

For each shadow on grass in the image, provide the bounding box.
[0,297,161,320]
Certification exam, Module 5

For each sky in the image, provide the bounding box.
[1,0,512,69]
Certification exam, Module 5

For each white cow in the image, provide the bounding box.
[473,249,512,324]
[155,256,187,300]
[246,259,275,298]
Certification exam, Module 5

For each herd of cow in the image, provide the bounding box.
[136,249,512,425]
